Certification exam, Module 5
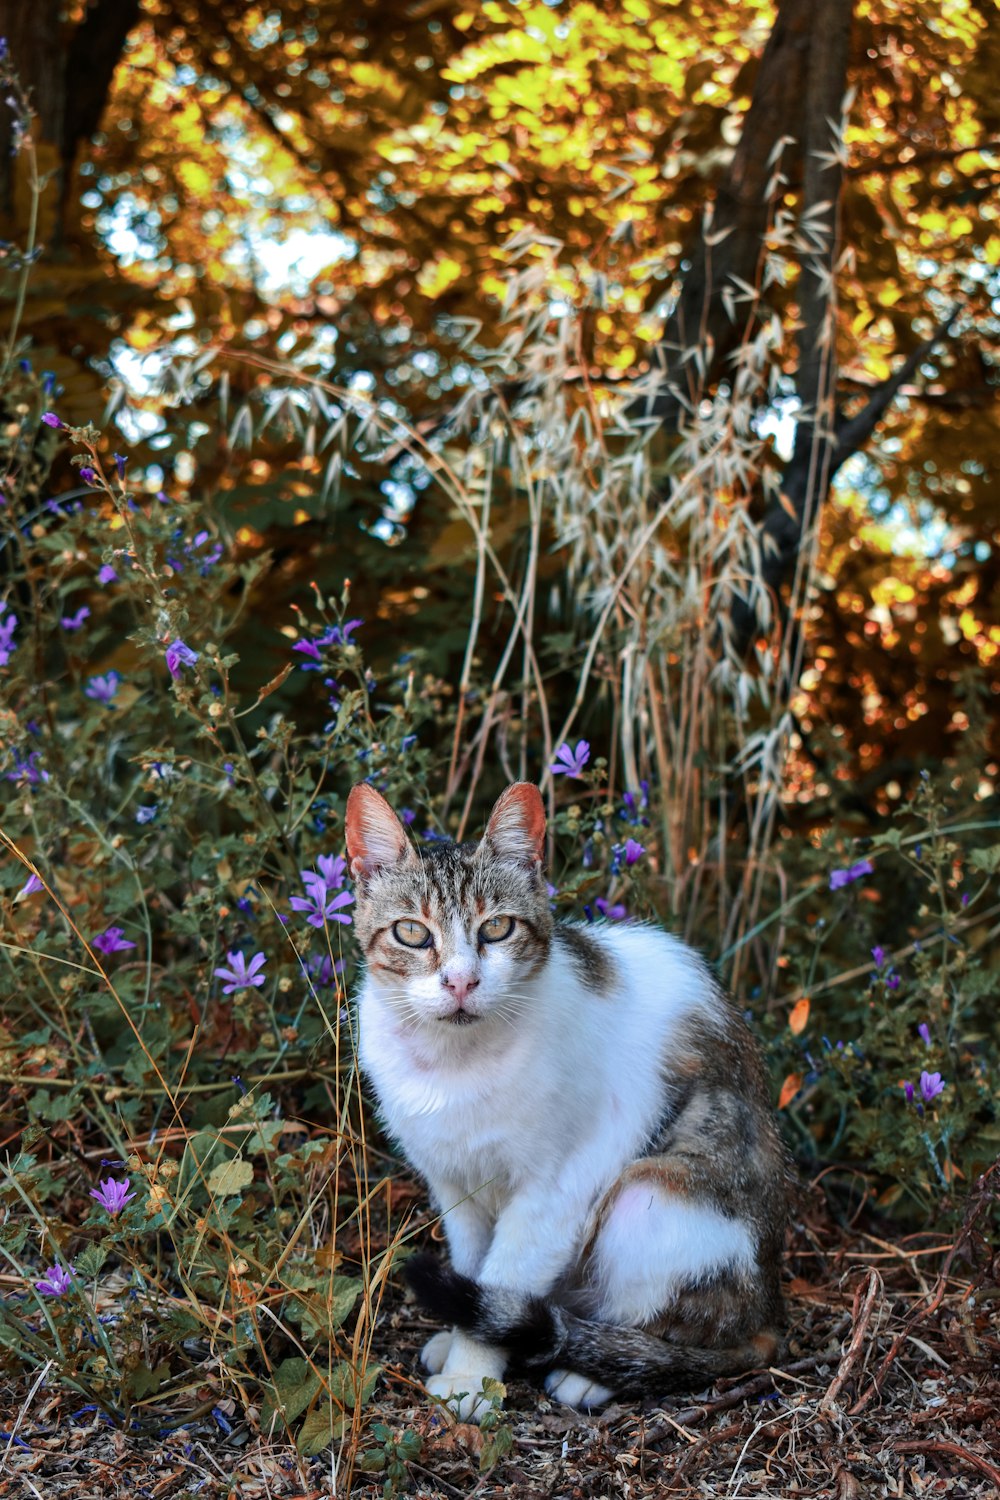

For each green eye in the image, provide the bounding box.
[480,915,515,944]
[393,919,432,949]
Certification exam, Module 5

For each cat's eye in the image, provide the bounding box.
[479,915,515,944]
[393,919,432,949]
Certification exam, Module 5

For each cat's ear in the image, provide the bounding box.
[481,783,547,868]
[345,784,415,880]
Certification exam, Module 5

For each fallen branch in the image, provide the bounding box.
[891,1440,1000,1490]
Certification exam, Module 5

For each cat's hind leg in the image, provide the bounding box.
[544,1169,764,1408]
[589,1171,758,1330]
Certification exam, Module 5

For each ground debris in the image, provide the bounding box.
[2,1183,997,1499]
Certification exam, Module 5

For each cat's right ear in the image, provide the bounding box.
[345,784,415,880]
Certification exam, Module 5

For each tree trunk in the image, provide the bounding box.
[630,0,817,431]
[0,0,138,232]
[0,0,62,213]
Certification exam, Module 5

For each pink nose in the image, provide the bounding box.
[442,973,480,1004]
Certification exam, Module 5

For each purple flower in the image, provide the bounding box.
[165,639,199,678]
[34,1263,73,1297]
[293,638,323,666]
[17,873,44,899]
[89,1176,137,1216]
[84,671,121,705]
[919,1070,945,1104]
[0,612,17,666]
[903,1081,915,1103]
[319,619,362,646]
[61,606,90,632]
[315,853,347,889]
[113,453,127,480]
[97,563,118,584]
[6,750,48,784]
[135,805,158,824]
[918,1022,932,1048]
[624,838,645,866]
[289,886,354,928]
[871,945,885,970]
[551,740,591,778]
[213,950,267,994]
[595,897,627,921]
[303,952,344,988]
[829,859,873,891]
[93,926,137,955]
[400,807,416,825]
[41,412,63,429]
[886,972,901,991]
[79,466,97,484]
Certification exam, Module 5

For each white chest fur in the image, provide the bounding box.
[357,923,721,1221]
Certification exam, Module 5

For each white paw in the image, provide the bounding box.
[420,1328,454,1374]
[425,1371,500,1423]
[544,1368,615,1410]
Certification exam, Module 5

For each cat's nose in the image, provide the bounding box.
[441,972,480,1004]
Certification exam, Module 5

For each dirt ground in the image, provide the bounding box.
[2,1169,997,1500]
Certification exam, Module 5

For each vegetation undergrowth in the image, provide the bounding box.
[0,54,997,1485]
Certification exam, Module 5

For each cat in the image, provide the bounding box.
[345,780,787,1421]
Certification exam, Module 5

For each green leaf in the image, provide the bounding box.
[206,1157,254,1197]
[260,1357,321,1432]
[297,1399,345,1456]
[126,1360,171,1400]
[969,846,1000,873]
[75,1243,109,1278]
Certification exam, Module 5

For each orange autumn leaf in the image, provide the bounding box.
[789,998,810,1035]
[778,1073,803,1110]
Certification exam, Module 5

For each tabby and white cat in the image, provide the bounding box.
[346,781,787,1420]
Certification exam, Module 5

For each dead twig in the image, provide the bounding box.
[821,1268,882,1410]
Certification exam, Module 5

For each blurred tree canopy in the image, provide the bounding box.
[1,0,998,818]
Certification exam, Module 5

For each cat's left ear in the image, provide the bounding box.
[481,783,546,868]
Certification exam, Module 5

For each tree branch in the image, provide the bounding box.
[831,305,962,464]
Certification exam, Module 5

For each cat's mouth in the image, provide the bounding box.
[441,1009,480,1025]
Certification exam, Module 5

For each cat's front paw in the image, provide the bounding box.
[425,1370,501,1423]
[544,1368,615,1411]
[420,1328,454,1374]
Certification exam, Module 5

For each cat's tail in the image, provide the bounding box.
[405,1254,778,1396]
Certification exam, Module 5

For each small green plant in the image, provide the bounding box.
[357,1422,424,1496]
[476,1377,515,1473]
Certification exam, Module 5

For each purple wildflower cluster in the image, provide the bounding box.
[870,944,900,991]
[903,1070,946,1108]
[290,853,354,928]
[31,1172,139,1298]
[293,619,362,670]
[621,781,650,826]
[165,527,224,576]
